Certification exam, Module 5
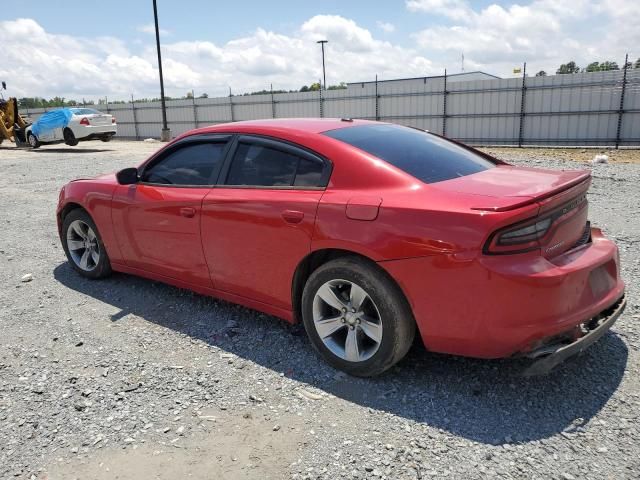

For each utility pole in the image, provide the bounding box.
[317,40,328,90]
[153,0,170,141]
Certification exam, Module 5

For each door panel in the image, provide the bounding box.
[112,184,212,286]
[201,188,323,309]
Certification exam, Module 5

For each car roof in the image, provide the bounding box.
[186,118,381,136]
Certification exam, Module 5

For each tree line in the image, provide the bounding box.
[535,57,640,76]
[17,82,348,109]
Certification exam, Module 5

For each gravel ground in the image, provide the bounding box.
[0,141,638,480]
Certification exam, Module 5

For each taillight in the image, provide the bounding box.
[112,117,116,124]
[484,215,553,254]
[484,193,587,255]
[79,117,90,126]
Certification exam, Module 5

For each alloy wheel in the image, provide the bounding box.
[66,220,100,272]
[312,279,383,362]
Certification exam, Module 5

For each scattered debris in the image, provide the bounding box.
[592,154,609,164]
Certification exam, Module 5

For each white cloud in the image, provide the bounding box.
[0,5,637,102]
[377,21,396,33]
[406,0,474,21]
[410,0,634,76]
[137,23,170,36]
[0,16,435,100]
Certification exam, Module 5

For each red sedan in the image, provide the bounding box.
[57,119,626,376]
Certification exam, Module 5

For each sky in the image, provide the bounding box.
[0,0,637,101]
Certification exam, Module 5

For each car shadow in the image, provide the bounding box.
[53,263,628,445]
[32,147,114,153]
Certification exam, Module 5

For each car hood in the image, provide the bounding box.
[431,165,590,211]
[69,172,117,184]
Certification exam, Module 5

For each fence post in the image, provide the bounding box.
[229,87,235,122]
[192,90,198,129]
[271,84,276,119]
[319,80,324,118]
[518,62,527,147]
[615,53,629,149]
[104,96,110,115]
[131,94,139,140]
[375,75,380,121]
[442,69,448,136]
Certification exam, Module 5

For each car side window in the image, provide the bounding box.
[141,142,227,186]
[226,141,326,187]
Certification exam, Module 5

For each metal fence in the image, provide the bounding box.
[22,65,640,148]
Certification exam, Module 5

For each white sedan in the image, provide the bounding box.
[26,107,117,148]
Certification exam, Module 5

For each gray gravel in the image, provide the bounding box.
[0,141,638,479]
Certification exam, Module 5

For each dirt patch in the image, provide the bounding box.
[45,412,304,480]
[479,147,640,164]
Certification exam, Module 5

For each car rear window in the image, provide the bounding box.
[323,124,495,184]
[70,108,102,115]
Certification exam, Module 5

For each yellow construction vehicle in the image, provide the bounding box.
[1,82,30,147]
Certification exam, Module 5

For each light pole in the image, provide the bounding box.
[317,40,328,90]
[153,0,170,141]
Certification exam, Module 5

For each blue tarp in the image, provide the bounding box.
[31,108,73,137]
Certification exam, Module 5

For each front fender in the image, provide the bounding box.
[57,176,123,263]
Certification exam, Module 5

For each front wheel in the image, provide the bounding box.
[61,209,112,279]
[27,132,40,149]
[301,257,415,377]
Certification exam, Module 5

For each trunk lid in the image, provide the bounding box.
[85,113,113,126]
[435,165,592,258]
[433,165,591,211]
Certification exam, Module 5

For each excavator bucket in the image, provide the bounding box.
[1,97,29,147]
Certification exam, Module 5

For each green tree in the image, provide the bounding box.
[556,61,580,74]
[635,58,640,69]
[535,70,547,76]
[599,61,619,71]
[585,61,601,72]
[327,82,348,90]
[198,93,209,98]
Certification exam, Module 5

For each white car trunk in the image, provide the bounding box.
[82,113,113,126]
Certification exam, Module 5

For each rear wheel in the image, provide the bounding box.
[27,132,40,149]
[64,128,78,146]
[61,209,112,279]
[301,257,415,377]
[100,136,111,142]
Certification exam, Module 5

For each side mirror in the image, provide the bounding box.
[116,167,139,185]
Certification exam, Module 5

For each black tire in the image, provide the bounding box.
[301,256,415,377]
[64,128,78,146]
[61,209,112,279]
[27,132,40,149]
[100,136,111,142]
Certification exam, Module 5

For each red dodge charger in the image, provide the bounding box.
[57,119,626,376]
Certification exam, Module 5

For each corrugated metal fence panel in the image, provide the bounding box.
[323,89,375,119]
[15,70,640,145]
[274,91,319,118]
[233,94,273,121]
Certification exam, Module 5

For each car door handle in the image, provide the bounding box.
[180,207,197,218]
[282,210,304,224]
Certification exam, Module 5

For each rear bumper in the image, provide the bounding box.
[523,296,626,375]
[380,227,626,359]
[70,124,117,139]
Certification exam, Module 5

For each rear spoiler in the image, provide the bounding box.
[472,171,592,212]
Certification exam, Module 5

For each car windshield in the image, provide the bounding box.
[70,108,102,115]
[323,124,496,184]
